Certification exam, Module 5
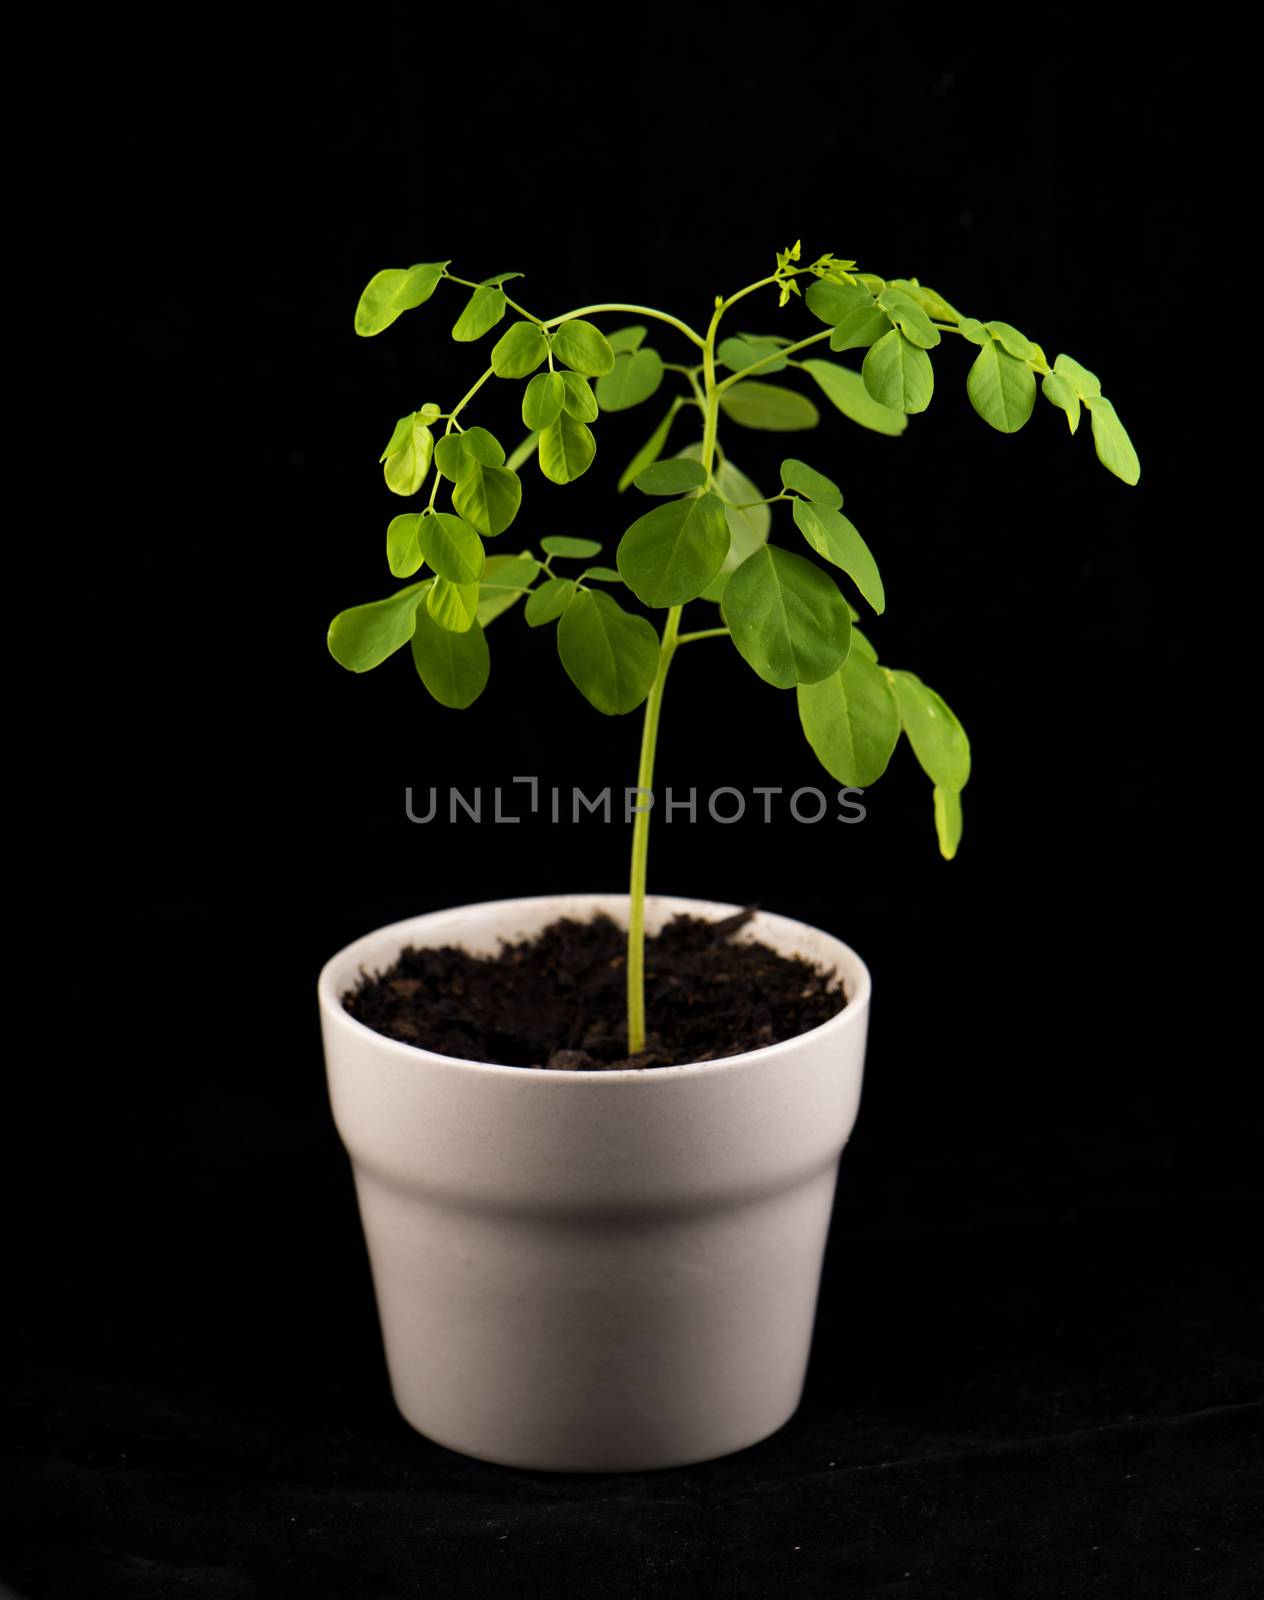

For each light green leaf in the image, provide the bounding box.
[618,492,730,607]
[525,577,575,626]
[522,371,565,431]
[607,325,647,354]
[557,589,660,715]
[491,320,548,378]
[720,381,820,431]
[354,261,448,337]
[579,566,622,582]
[893,671,971,791]
[617,403,679,491]
[451,462,522,536]
[797,651,900,786]
[477,552,539,626]
[850,626,878,662]
[701,458,772,602]
[933,785,963,860]
[427,575,481,632]
[418,512,485,584]
[877,288,940,349]
[1086,395,1141,485]
[986,320,1040,363]
[633,458,707,495]
[956,317,990,346]
[717,335,788,375]
[862,330,934,414]
[459,427,505,466]
[966,341,1036,432]
[559,372,599,422]
[804,279,875,327]
[780,458,843,509]
[381,412,434,496]
[829,304,893,353]
[887,279,961,322]
[433,426,505,482]
[386,513,424,578]
[801,359,909,436]
[434,433,473,481]
[410,606,489,708]
[792,500,885,613]
[1053,352,1102,400]
[452,284,507,342]
[541,535,602,558]
[551,319,616,376]
[538,412,597,484]
[721,546,852,688]
[1041,371,1081,434]
[597,347,664,412]
[328,582,427,672]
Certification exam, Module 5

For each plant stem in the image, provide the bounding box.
[544,304,706,349]
[676,627,729,644]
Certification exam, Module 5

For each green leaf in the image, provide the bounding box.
[698,458,772,602]
[1041,371,1081,434]
[354,261,448,337]
[433,426,505,482]
[633,458,707,495]
[522,371,565,431]
[617,492,730,608]
[887,279,961,322]
[382,412,434,496]
[804,279,874,327]
[418,512,485,584]
[966,341,1036,432]
[525,576,575,626]
[801,360,909,436]
[541,535,602,558]
[797,651,900,786]
[933,785,963,860]
[720,381,820,431]
[957,317,990,346]
[791,499,885,613]
[386,513,424,578]
[617,403,678,492]
[328,582,427,672]
[607,325,647,354]
[596,348,664,412]
[459,426,505,466]
[862,330,934,414]
[538,412,597,484]
[1053,352,1102,400]
[780,458,843,509]
[477,552,539,626]
[452,284,507,342]
[721,546,852,688]
[829,304,893,353]
[876,288,940,349]
[893,671,971,791]
[451,462,522,536]
[491,320,548,378]
[410,606,490,708]
[717,335,788,375]
[559,372,599,422]
[986,320,1040,362]
[1086,395,1141,485]
[850,626,878,662]
[551,319,615,376]
[427,575,481,632]
[557,589,660,715]
[434,433,472,480]
[579,566,622,582]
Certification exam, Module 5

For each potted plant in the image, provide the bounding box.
[319,244,1138,1471]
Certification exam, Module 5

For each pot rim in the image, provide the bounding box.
[318,892,870,1083]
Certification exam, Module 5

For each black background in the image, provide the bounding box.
[7,11,1258,1598]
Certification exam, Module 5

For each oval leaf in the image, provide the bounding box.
[801,360,908,436]
[551,319,615,377]
[804,279,874,327]
[617,403,679,492]
[893,671,971,791]
[829,304,893,353]
[387,513,424,578]
[410,606,489,708]
[427,576,480,633]
[559,372,599,422]
[877,288,940,349]
[477,552,540,626]
[538,412,597,485]
[451,462,522,536]
[781,458,843,509]
[541,535,602,559]
[862,329,934,414]
[418,512,485,584]
[966,341,1036,433]
[791,499,885,613]
[328,583,427,672]
[525,577,575,627]
[797,651,900,786]
[617,493,730,607]
[452,284,508,342]
[633,458,707,496]
[597,348,664,412]
[721,546,852,688]
[717,335,788,375]
[354,261,448,337]
[522,372,565,431]
[557,589,660,715]
[491,320,548,378]
[1041,371,1081,434]
[701,459,772,602]
[382,414,434,496]
[720,381,820,431]
[1086,396,1140,485]
[607,325,647,353]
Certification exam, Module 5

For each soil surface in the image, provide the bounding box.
[342,910,848,1070]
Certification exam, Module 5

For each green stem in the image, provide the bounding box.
[676,627,729,644]
[545,303,706,348]
[715,327,832,392]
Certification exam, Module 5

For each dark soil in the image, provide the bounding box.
[342,910,848,1070]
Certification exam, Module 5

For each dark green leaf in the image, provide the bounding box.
[792,499,884,612]
[418,512,485,584]
[552,319,615,376]
[354,261,448,337]
[862,330,934,414]
[410,606,489,708]
[522,371,565,430]
[328,582,427,672]
[633,458,707,495]
[596,348,664,412]
[780,457,843,508]
[721,546,852,688]
[491,320,548,378]
[720,381,820,431]
[966,342,1036,432]
[557,589,660,715]
[801,359,909,436]
[797,651,900,785]
[525,577,575,626]
[538,412,596,484]
[617,492,730,607]
[893,671,971,790]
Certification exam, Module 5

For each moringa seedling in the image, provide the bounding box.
[330,243,1139,1054]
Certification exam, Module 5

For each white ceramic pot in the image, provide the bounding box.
[318,893,870,1472]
